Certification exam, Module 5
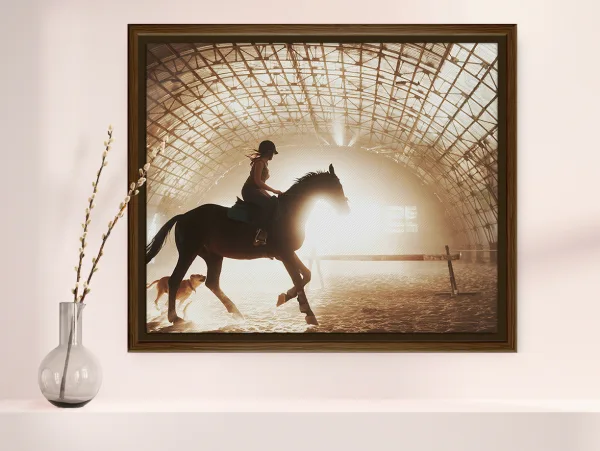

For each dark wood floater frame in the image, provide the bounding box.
[128,24,516,352]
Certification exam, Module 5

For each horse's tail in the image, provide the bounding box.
[146,215,182,264]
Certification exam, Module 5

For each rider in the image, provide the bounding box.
[241,140,283,246]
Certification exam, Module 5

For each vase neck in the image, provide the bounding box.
[59,302,85,346]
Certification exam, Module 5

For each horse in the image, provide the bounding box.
[145,164,350,326]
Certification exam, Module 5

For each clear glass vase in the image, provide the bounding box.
[38,302,102,408]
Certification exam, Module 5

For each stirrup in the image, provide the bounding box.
[253,229,267,246]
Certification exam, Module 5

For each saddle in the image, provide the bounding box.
[227,198,259,225]
[227,197,280,226]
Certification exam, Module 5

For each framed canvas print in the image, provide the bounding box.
[128,24,516,351]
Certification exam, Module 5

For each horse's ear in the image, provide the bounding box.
[329,164,335,175]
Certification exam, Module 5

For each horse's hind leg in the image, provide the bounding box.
[277,254,311,307]
[203,254,244,320]
[167,251,196,324]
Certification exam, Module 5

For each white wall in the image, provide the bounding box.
[1,0,600,401]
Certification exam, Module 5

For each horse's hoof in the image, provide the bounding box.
[232,311,245,321]
[277,293,287,307]
[305,315,319,326]
[168,312,183,324]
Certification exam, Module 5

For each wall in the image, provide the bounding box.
[1,0,600,401]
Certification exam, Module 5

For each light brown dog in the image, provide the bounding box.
[146,274,207,311]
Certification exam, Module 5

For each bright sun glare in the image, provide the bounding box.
[299,197,385,256]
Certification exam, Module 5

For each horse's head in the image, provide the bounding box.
[325,164,350,215]
[288,164,350,215]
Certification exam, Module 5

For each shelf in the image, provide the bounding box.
[3,399,600,451]
[3,398,600,412]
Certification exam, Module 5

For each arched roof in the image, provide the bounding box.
[145,42,499,245]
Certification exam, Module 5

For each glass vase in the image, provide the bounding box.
[38,302,102,408]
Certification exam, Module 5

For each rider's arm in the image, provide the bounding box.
[252,161,280,194]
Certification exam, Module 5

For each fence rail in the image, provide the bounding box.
[305,245,476,297]
[309,253,461,262]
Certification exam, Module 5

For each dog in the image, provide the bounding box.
[146,274,207,313]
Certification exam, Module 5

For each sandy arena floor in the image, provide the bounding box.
[146,259,497,334]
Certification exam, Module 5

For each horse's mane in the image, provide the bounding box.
[292,170,334,186]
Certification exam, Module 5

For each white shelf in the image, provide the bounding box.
[3,399,600,451]
[4,398,600,412]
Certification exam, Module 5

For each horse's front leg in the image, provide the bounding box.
[204,253,244,320]
[277,254,311,307]
[280,253,318,325]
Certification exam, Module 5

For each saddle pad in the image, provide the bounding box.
[227,202,252,223]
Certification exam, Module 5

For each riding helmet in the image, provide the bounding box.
[258,140,278,155]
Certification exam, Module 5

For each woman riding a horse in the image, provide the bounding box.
[146,153,349,326]
[241,140,283,245]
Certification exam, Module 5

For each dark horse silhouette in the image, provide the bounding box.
[146,164,349,326]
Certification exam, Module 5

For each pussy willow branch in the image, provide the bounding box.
[78,189,134,303]
[78,139,165,303]
[59,136,165,401]
[59,305,82,401]
[73,126,113,302]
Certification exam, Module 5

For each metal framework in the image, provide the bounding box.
[146,42,499,247]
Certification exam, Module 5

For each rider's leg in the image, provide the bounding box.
[242,187,273,244]
[256,196,276,244]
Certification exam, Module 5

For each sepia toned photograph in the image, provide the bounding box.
[128,25,516,351]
